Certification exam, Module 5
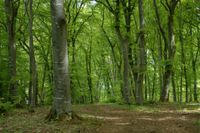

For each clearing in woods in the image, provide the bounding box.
[0,103,200,133]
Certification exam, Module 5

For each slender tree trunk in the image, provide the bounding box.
[28,0,38,107]
[41,64,46,104]
[136,0,145,105]
[180,68,183,103]
[157,0,179,102]
[5,0,20,103]
[192,60,197,102]
[160,13,175,102]
[128,44,137,100]
[191,27,199,102]
[114,0,130,104]
[70,40,76,103]
[178,9,189,102]
[172,72,177,102]
[144,75,148,100]
[85,45,93,104]
[122,39,130,104]
[157,31,163,100]
[184,62,188,102]
[152,64,156,101]
[47,0,71,120]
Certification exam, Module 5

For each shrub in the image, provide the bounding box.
[0,100,13,114]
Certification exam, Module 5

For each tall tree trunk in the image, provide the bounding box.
[158,34,163,99]
[114,0,130,104]
[178,8,189,102]
[136,0,145,105]
[153,0,179,102]
[144,75,148,100]
[192,60,197,102]
[180,68,183,103]
[121,39,130,104]
[70,39,76,103]
[160,13,176,102]
[151,49,157,101]
[191,27,199,102]
[172,72,177,102]
[85,45,93,104]
[5,0,20,103]
[128,43,137,100]
[28,0,38,107]
[47,0,71,120]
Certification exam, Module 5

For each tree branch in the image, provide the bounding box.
[95,0,114,14]
[153,0,168,46]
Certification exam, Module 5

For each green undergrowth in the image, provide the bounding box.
[78,102,200,113]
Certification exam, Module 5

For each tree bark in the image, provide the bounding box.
[180,68,183,103]
[5,0,20,103]
[153,0,179,102]
[136,0,145,105]
[172,72,176,102]
[191,27,199,102]
[85,44,93,104]
[28,0,38,107]
[47,0,71,120]
[114,0,130,104]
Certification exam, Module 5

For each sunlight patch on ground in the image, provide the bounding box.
[114,122,130,126]
[154,109,200,114]
[158,116,187,121]
[81,114,121,120]
[181,108,200,113]
[137,116,188,121]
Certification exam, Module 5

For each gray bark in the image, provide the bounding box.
[49,0,71,118]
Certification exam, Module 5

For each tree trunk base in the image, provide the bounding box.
[45,108,81,121]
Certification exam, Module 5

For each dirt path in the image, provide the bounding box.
[75,104,200,133]
[0,104,200,133]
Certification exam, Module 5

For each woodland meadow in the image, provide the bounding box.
[0,0,200,132]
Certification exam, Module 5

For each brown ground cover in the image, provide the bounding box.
[0,104,199,133]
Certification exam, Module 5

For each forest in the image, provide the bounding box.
[0,0,200,132]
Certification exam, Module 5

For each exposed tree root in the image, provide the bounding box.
[71,111,82,120]
[45,108,82,122]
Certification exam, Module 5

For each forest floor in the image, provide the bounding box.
[0,103,200,133]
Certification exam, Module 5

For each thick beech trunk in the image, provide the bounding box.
[47,0,71,120]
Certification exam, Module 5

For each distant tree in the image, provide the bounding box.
[136,0,145,105]
[28,0,38,107]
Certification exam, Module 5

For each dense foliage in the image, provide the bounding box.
[0,0,199,107]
